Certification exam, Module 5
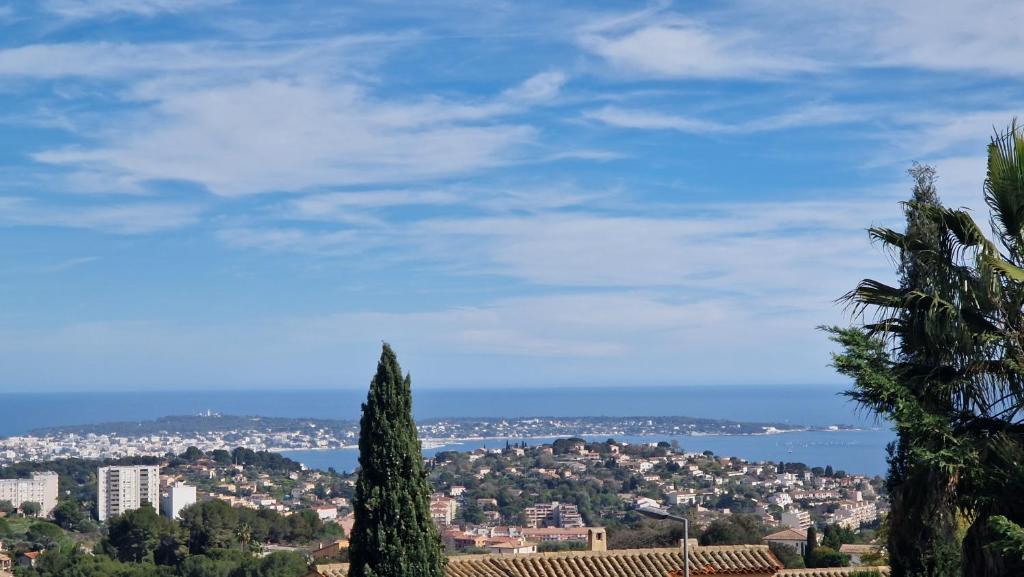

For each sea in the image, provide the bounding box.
[0,385,894,477]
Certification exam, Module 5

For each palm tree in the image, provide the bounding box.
[831,122,1024,576]
[236,522,252,554]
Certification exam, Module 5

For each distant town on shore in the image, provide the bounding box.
[0,413,862,466]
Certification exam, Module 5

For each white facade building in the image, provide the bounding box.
[98,465,160,521]
[666,490,697,506]
[781,509,812,531]
[160,481,196,520]
[0,472,59,517]
[831,502,878,530]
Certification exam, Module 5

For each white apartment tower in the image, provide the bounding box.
[0,472,59,517]
[97,465,160,521]
[160,482,197,520]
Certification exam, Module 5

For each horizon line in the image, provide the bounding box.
[0,382,850,395]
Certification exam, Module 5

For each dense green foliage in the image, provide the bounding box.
[52,499,92,532]
[536,540,588,552]
[697,515,765,546]
[769,542,805,569]
[820,523,858,551]
[10,504,315,577]
[831,123,1024,576]
[348,344,446,577]
[607,518,691,550]
[23,545,310,577]
[178,500,330,555]
[807,546,851,568]
[105,505,183,564]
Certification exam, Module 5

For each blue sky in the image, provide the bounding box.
[1,0,1021,391]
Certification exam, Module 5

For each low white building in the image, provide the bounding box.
[160,482,197,520]
[486,538,537,555]
[313,505,338,521]
[764,527,812,555]
[666,490,697,506]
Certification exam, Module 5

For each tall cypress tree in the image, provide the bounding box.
[348,344,445,577]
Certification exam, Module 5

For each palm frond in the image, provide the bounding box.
[986,120,1024,256]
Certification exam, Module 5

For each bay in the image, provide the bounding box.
[282,429,892,477]
[1,385,894,476]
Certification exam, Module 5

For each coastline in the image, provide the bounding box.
[265,426,881,453]
[278,428,894,477]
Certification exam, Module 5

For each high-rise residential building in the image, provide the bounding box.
[0,472,59,517]
[97,465,160,521]
[160,481,197,520]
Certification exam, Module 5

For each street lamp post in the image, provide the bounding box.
[636,506,689,577]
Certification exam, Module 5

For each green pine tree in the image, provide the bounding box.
[348,344,446,577]
[805,526,818,567]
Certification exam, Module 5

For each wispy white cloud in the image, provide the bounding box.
[289,190,461,219]
[501,71,567,104]
[584,103,866,134]
[897,109,1020,157]
[578,11,818,80]
[414,203,891,297]
[792,0,1024,76]
[34,78,543,196]
[584,107,726,133]
[42,0,232,19]
[544,149,626,162]
[216,227,364,255]
[0,197,201,233]
[0,38,380,79]
[579,1,1024,80]
[220,192,898,314]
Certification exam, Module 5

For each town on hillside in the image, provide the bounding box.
[0,435,886,577]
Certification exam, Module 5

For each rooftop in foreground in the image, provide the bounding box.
[307,545,890,577]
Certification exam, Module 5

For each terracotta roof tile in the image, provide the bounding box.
[764,529,807,541]
[449,545,782,577]
[311,546,789,577]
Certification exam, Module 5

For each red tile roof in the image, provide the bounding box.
[448,545,782,577]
